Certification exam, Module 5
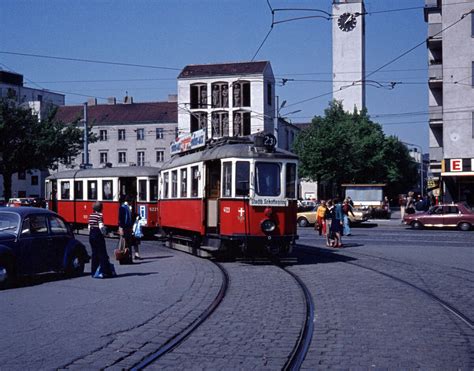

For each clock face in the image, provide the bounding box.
[337,12,357,32]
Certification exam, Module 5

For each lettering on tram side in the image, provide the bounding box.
[249,198,288,206]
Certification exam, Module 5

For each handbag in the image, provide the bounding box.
[114,236,130,261]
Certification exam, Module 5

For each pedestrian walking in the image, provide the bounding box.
[89,202,115,278]
[131,215,143,260]
[315,200,327,236]
[325,200,334,247]
[331,198,344,247]
[117,195,134,264]
[342,198,355,236]
[406,191,416,214]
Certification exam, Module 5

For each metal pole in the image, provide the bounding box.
[83,102,89,166]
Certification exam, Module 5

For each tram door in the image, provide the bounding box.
[119,177,137,202]
[205,160,220,232]
[46,180,58,212]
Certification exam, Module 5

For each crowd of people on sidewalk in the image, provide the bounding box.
[315,197,355,248]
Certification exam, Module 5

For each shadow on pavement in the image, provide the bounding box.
[114,272,159,278]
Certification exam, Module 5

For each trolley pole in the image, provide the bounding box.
[83,102,89,167]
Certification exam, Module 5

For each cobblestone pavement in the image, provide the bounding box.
[295,223,474,369]
[0,238,222,370]
[146,261,306,370]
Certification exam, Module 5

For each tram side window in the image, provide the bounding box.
[286,163,297,198]
[102,180,113,201]
[150,179,158,201]
[88,180,98,200]
[61,181,70,200]
[255,162,281,197]
[74,181,83,200]
[163,173,169,199]
[138,180,147,202]
[180,169,188,198]
[235,161,250,196]
[223,162,232,197]
[171,170,178,198]
[191,166,199,197]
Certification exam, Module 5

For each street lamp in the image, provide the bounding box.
[403,142,424,197]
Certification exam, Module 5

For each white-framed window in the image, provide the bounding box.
[156,150,164,162]
[137,128,145,140]
[118,129,126,140]
[171,170,178,198]
[211,111,229,137]
[233,111,251,136]
[99,130,107,141]
[137,151,145,166]
[118,151,127,164]
[156,128,164,139]
[222,162,232,197]
[180,168,188,198]
[191,112,207,133]
[99,152,108,164]
[233,81,251,107]
[211,82,229,108]
[190,83,207,109]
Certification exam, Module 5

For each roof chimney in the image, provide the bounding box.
[124,95,133,104]
[107,97,116,105]
[87,98,97,106]
[168,94,178,102]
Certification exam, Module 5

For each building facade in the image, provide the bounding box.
[177,61,276,139]
[54,99,178,170]
[0,71,65,200]
[332,0,366,111]
[425,0,474,205]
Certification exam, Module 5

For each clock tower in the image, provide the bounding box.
[332,0,365,112]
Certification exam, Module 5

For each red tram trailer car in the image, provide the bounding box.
[45,167,159,232]
[158,134,299,256]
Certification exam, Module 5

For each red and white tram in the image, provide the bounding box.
[158,134,299,256]
[45,167,159,232]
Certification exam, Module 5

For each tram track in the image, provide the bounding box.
[297,245,474,330]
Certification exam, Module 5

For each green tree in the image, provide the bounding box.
[293,100,418,198]
[0,99,92,200]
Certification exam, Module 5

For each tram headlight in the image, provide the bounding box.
[261,219,276,233]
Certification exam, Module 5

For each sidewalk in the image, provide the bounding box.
[369,209,403,226]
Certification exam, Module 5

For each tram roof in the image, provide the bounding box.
[161,138,298,170]
[46,166,159,180]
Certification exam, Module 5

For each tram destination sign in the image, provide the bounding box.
[170,129,206,155]
[250,198,288,207]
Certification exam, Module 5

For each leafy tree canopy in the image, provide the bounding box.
[0,99,93,199]
[293,100,418,198]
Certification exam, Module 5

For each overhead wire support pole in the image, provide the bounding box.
[83,102,89,168]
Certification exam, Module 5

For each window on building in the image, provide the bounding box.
[61,181,70,200]
[18,191,26,198]
[286,163,297,198]
[99,130,107,141]
[156,150,164,162]
[88,180,98,200]
[156,127,164,139]
[171,170,178,198]
[233,111,251,136]
[102,180,113,201]
[137,151,145,166]
[222,162,232,197]
[267,83,272,106]
[163,172,169,199]
[211,82,229,108]
[233,81,251,107]
[118,129,126,140]
[191,166,199,197]
[191,112,207,133]
[211,111,229,137]
[100,152,108,164]
[18,171,26,180]
[136,128,145,140]
[190,83,208,109]
[74,181,83,200]
[31,176,38,186]
[235,161,250,196]
[118,151,127,164]
[180,168,188,197]
[138,179,147,202]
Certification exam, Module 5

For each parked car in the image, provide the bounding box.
[403,202,474,231]
[0,207,90,289]
[297,206,370,227]
[7,198,35,207]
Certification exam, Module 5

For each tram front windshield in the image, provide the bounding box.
[255,162,281,197]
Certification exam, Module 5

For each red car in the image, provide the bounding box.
[403,202,474,231]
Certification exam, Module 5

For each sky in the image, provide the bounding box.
[1,0,430,151]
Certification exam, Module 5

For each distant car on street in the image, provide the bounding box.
[403,202,474,231]
[7,197,35,207]
[0,207,90,289]
[297,206,370,228]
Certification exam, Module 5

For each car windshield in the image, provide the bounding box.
[0,212,20,235]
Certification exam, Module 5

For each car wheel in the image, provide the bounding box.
[411,220,423,230]
[0,258,15,289]
[297,217,309,228]
[458,222,471,231]
[65,250,85,277]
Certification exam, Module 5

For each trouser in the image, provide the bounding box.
[343,215,351,236]
[89,228,113,276]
